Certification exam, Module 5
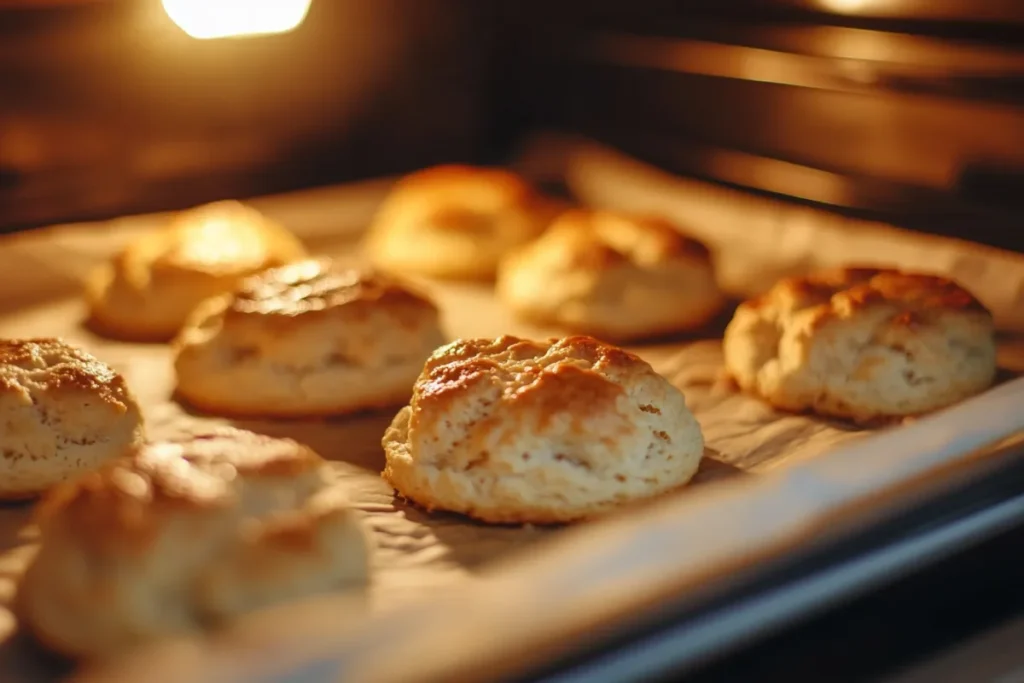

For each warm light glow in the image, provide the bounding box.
[162,0,312,40]
[815,0,882,13]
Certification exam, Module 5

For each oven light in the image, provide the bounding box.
[815,0,882,12]
[162,0,312,40]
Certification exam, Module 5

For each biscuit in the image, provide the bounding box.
[364,165,557,280]
[173,259,446,418]
[18,427,370,660]
[0,338,144,500]
[723,267,998,422]
[86,200,308,342]
[382,335,704,524]
[497,210,725,341]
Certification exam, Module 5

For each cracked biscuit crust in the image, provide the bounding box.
[173,259,447,417]
[723,267,997,422]
[382,335,705,524]
[85,201,308,341]
[497,210,725,341]
[17,427,370,660]
[0,338,144,500]
[364,165,559,280]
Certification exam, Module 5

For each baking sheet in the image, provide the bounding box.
[0,146,1021,682]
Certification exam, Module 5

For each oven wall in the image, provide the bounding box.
[490,0,1024,252]
[0,0,500,231]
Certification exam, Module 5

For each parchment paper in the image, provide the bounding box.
[0,148,1020,682]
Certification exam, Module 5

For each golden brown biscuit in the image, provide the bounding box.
[18,427,370,660]
[173,259,446,418]
[382,335,705,524]
[85,200,308,341]
[0,338,144,500]
[497,210,725,341]
[364,165,558,280]
[723,267,998,422]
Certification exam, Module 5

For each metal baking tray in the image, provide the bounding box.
[0,136,1019,683]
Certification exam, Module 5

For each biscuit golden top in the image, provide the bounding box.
[143,428,323,479]
[372,165,552,237]
[414,335,649,421]
[159,201,305,273]
[0,338,131,403]
[525,210,711,270]
[746,267,990,323]
[226,259,437,319]
[35,428,325,544]
[116,201,307,282]
[388,165,535,212]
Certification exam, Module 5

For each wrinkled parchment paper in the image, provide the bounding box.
[0,143,1021,682]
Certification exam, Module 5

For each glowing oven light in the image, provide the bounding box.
[162,0,312,40]
[816,0,878,12]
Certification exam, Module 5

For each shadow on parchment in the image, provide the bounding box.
[0,501,68,683]
[690,452,748,486]
[625,302,740,350]
[388,499,555,571]
[172,393,399,474]
[387,449,749,572]
[0,629,72,683]
[0,501,36,557]
[77,311,172,348]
